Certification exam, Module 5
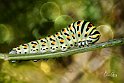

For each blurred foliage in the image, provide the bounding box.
[0,0,124,83]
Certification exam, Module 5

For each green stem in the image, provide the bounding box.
[0,38,124,61]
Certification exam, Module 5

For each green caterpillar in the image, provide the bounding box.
[9,20,100,55]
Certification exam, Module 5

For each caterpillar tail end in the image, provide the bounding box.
[9,49,17,63]
[9,49,17,54]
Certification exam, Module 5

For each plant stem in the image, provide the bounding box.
[0,38,124,61]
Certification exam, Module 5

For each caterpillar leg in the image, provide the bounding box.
[10,60,16,63]
[33,59,40,62]
[85,40,89,46]
[60,45,68,51]
[78,40,90,47]
[78,41,85,47]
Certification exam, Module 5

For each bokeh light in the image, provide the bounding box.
[0,24,13,44]
[40,2,60,21]
[54,15,74,31]
[40,61,51,75]
[96,25,114,42]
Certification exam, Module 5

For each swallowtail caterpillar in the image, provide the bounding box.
[9,20,101,59]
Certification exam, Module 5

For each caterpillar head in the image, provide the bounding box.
[87,30,101,44]
[84,22,101,44]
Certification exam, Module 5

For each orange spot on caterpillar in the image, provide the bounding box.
[89,23,93,27]
[70,27,73,30]
[77,24,80,26]
[78,32,80,34]
[62,29,66,33]
[42,43,46,46]
[64,29,66,33]
[22,44,28,49]
[72,34,75,37]
[32,43,37,48]
[67,36,70,39]
[60,39,64,43]
[56,32,59,36]
[24,46,27,48]
[51,41,55,45]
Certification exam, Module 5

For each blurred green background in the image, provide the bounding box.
[0,0,124,83]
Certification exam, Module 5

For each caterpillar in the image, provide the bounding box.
[9,20,101,55]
